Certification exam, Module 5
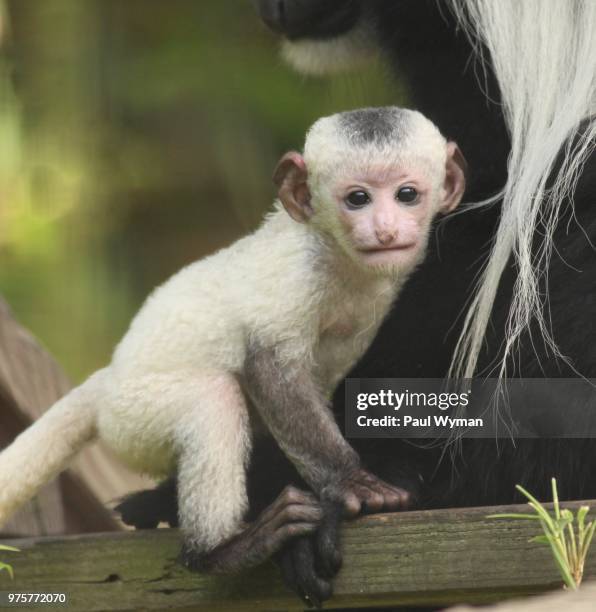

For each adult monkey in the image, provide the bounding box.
[119,0,596,604]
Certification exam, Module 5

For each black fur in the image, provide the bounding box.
[253,0,362,41]
[115,477,179,529]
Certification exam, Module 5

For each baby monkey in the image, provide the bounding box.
[0,107,465,573]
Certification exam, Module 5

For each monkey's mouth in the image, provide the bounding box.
[359,243,416,254]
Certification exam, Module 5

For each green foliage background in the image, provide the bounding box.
[0,0,405,381]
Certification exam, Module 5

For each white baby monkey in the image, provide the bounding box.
[0,107,465,573]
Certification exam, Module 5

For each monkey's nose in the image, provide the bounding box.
[252,0,361,40]
[375,229,397,246]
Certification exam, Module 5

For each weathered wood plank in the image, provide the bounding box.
[2,500,595,611]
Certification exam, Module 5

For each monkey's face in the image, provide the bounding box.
[273,109,467,277]
[327,164,439,274]
[253,0,375,76]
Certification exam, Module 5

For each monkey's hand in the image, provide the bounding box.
[279,473,411,608]
[180,486,322,574]
[323,467,411,517]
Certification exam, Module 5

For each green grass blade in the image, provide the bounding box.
[545,538,576,589]
[580,521,596,560]
[577,507,589,530]
[567,521,578,568]
[538,517,569,567]
[528,501,556,532]
[498,480,594,591]
[0,545,19,553]
[552,478,561,521]
[0,563,14,580]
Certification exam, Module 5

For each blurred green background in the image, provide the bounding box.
[0,0,405,382]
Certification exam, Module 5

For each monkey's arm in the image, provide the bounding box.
[244,341,409,515]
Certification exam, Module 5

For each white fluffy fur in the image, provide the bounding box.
[304,110,447,182]
[281,21,377,76]
[0,370,103,527]
[447,0,596,378]
[0,207,395,549]
[304,110,449,275]
[0,108,455,551]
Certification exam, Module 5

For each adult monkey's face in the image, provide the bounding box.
[252,0,376,76]
[253,0,362,40]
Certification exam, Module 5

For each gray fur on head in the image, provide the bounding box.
[338,107,411,147]
[303,106,448,193]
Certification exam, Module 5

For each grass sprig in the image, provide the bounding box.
[488,478,596,590]
[0,544,20,580]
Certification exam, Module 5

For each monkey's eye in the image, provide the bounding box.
[396,186,419,204]
[345,190,371,208]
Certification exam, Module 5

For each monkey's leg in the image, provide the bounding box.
[117,467,323,576]
[175,374,320,574]
[181,485,322,574]
[175,373,252,560]
[115,435,301,530]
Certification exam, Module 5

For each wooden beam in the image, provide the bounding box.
[3,500,596,611]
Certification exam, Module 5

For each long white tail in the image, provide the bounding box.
[0,370,105,527]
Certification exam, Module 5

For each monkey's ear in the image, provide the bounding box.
[273,151,313,223]
[441,142,467,213]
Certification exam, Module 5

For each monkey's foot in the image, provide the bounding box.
[180,486,322,574]
[325,467,411,516]
[277,501,343,608]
